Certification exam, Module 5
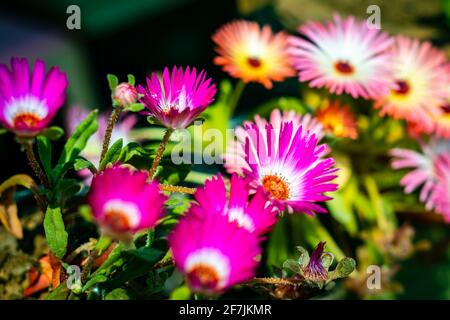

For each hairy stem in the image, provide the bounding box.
[246,277,296,286]
[159,184,196,195]
[100,107,122,163]
[81,249,99,284]
[148,129,174,179]
[22,139,50,189]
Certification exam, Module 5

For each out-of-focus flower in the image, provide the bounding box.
[65,105,137,181]
[431,154,450,222]
[0,57,68,137]
[224,108,324,175]
[87,165,167,238]
[138,66,216,129]
[169,208,261,295]
[212,20,295,89]
[390,138,450,210]
[374,36,449,134]
[192,174,277,235]
[431,88,450,138]
[112,82,138,107]
[316,100,358,139]
[237,121,338,214]
[288,14,393,99]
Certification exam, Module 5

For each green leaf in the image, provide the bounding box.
[119,142,153,164]
[99,138,123,170]
[54,110,98,180]
[107,74,119,90]
[46,284,70,300]
[127,74,135,86]
[105,288,131,300]
[44,207,68,259]
[83,274,108,292]
[0,127,7,135]
[126,103,145,112]
[282,259,302,275]
[170,286,191,300]
[36,136,53,183]
[39,126,64,141]
[155,158,192,185]
[73,157,96,173]
[329,257,356,280]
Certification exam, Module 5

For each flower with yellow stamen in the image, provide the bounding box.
[212,20,295,89]
[316,100,358,139]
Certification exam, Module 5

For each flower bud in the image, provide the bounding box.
[112,83,138,107]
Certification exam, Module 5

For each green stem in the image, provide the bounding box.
[100,107,122,163]
[228,80,246,116]
[21,139,50,189]
[148,128,174,179]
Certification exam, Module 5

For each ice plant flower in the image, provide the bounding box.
[192,174,277,235]
[66,105,137,182]
[212,20,295,89]
[169,209,261,295]
[112,82,138,107]
[288,14,393,99]
[431,154,450,223]
[0,57,68,137]
[224,108,325,175]
[138,66,216,129]
[87,165,167,238]
[374,36,449,134]
[390,138,450,210]
[239,121,338,214]
[316,100,358,139]
[303,242,329,282]
[431,85,450,138]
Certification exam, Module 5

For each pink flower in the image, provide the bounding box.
[65,105,137,183]
[224,108,325,175]
[288,14,393,99]
[112,82,138,107]
[169,208,261,295]
[236,121,338,214]
[192,174,277,235]
[431,154,450,223]
[0,57,68,136]
[390,138,450,210]
[374,36,450,134]
[87,165,167,238]
[138,66,216,129]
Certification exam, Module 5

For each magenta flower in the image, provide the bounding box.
[237,121,338,214]
[224,109,325,175]
[138,66,216,129]
[288,14,393,99]
[390,138,450,210]
[192,174,277,235]
[0,57,68,137]
[169,210,261,295]
[87,165,167,238]
[431,154,450,223]
[303,242,329,281]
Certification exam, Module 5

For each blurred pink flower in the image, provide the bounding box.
[0,57,68,136]
[431,154,450,223]
[288,14,393,99]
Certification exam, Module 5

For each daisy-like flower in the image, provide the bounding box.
[431,83,450,138]
[224,108,324,175]
[212,20,295,89]
[374,36,449,134]
[288,14,393,99]
[138,66,216,129]
[66,105,137,182]
[0,57,68,137]
[238,121,338,214]
[87,165,167,238]
[431,154,450,223]
[316,100,358,139]
[390,138,450,210]
[192,174,277,235]
[169,209,261,295]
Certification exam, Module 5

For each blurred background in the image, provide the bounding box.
[0,0,449,299]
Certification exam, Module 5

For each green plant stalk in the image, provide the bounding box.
[228,80,246,116]
[148,128,174,179]
[100,107,122,163]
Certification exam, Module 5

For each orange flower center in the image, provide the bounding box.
[104,210,132,232]
[334,60,354,75]
[247,57,262,68]
[13,113,41,128]
[393,80,410,95]
[262,175,290,200]
[187,264,220,290]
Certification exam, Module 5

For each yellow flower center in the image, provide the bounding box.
[187,264,220,289]
[262,175,290,200]
[13,113,41,128]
